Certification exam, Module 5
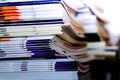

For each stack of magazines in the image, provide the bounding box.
[0,58,78,80]
[0,0,117,80]
[0,0,64,37]
[0,0,79,80]
[61,0,117,59]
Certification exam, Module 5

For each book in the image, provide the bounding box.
[0,1,79,80]
[0,58,78,72]
[0,3,64,21]
[0,36,67,59]
[0,24,62,31]
[0,0,61,3]
[0,0,61,6]
[0,24,63,37]
[0,19,63,25]
[0,4,61,11]
[0,71,78,80]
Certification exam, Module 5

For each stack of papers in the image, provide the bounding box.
[0,0,64,37]
[0,0,79,80]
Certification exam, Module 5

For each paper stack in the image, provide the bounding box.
[0,0,79,80]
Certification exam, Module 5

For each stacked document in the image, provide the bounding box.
[62,0,117,59]
[0,59,78,80]
[0,36,67,59]
[49,25,94,75]
[0,4,63,21]
[0,0,64,37]
[0,0,79,80]
[0,24,63,37]
[0,59,78,72]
